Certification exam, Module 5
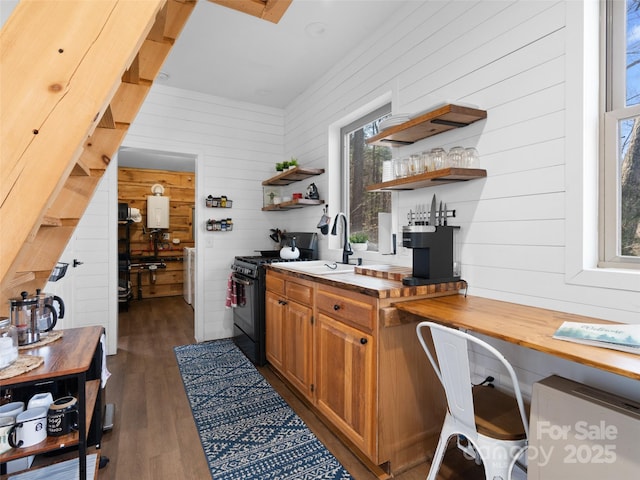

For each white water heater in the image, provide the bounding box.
[147,184,169,229]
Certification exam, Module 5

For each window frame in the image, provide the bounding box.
[600,0,640,268]
[339,103,392,251]
[565,0,639,291]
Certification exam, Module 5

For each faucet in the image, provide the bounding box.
[331,212,353,264]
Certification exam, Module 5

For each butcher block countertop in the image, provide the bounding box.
[395,294,640,381]
[266,263,464,299]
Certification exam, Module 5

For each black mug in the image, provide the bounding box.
[47,396,78,437]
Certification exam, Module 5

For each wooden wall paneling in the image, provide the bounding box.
[118,167,195,299]
[130,261,184,299]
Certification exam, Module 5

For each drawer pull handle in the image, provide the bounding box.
[360,338,368,345]
[333,304,340,311]
[279,299,288,305]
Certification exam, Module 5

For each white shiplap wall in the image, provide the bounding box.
[283,0,640,400]
[44,162,118,355]
[120,87,286,342]
[81,0,639,399]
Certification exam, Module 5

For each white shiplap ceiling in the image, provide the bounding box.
[159,0,409,108]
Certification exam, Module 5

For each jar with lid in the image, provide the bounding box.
[0,317,18,370]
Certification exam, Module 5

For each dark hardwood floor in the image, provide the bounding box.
[99,296,486,479]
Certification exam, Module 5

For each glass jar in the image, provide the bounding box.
[408,154,422,176]
[420,151,432,172]
[430,148,447,170]
[447,146,465,167]
[462,147,480,168]
[393,157,409,178]
[0,317,19,370]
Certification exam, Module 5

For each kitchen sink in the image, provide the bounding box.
[274,260,355,276]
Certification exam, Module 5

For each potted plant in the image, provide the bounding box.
[349,232,368,251]
[282,160,290,170]
[275,162,284,172]
[289,157,298,168]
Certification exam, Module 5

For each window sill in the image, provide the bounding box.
[566,266,640,293]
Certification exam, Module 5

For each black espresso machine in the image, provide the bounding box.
[401,195,461,286]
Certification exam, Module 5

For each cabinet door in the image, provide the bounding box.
[315,313,375,457]
[282,300,313,398]
[265,290,284,371]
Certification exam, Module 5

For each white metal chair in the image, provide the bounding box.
[416,321,529,480]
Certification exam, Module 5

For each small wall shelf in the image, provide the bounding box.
[366,167,486,192]
[205,196,232,208]
[262,199,325,211]
[367,104,487,146]
[206,219,233,231]
[263,167,325,186]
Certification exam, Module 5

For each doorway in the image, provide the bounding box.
[116,146,198,344]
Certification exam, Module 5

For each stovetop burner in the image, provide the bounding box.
[235,256,309,265]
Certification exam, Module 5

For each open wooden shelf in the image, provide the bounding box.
[262,199,325,211]
[262,167,325,186]
[367,104,487,146]
[0,379,100,464]
[0,448,101,480]
[366,167,487,191]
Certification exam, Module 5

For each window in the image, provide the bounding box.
[601,0,640,266]
[340,105,392,251]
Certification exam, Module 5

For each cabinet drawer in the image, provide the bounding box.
[317,288,375,332]
[286,281,313,306]
[266,272,285,295]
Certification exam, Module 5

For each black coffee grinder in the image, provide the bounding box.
[402,196,460,286]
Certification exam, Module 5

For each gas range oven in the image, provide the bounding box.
[231,232,318,366]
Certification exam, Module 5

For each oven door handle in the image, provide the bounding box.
[231,274,253,286]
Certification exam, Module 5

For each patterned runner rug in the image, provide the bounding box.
[174,339,352,480]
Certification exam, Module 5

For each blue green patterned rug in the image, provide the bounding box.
[174,339,352,480]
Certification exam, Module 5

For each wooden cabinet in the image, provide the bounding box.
[316,312,375,457]
[265,290,285,372]
[265,271,314,399]
[265,269,448,475]
[315,286,377,457]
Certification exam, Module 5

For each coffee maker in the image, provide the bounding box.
[402,226,460,285]
[401,199,461,286]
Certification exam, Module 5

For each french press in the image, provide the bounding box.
[9,291,58,346]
